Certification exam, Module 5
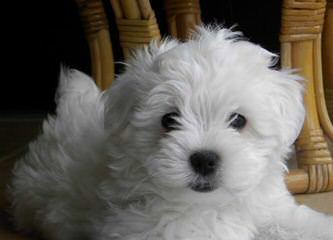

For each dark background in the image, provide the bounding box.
[1,0,282,115]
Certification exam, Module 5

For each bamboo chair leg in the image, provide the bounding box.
[281,0,333,193]
[313,0,333,142]
[110,0,161,59]
[313,35,333,141]
[323,1,333,120]
[76,0,115,90]
[164,0,201,40]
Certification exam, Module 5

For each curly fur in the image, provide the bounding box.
[9,26,333,240]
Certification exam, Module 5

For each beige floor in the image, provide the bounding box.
[295,191,333,214]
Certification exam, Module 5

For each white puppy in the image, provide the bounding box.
[9,26,333,240]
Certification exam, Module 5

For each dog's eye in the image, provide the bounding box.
[229,113,246,129]
[161,112,180,131]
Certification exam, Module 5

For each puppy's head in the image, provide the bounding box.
[104,26,304,201]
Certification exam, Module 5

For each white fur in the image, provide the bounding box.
[9,26,333,240]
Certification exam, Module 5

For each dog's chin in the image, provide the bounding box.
[191,185,216,193]
[190,179,218,193]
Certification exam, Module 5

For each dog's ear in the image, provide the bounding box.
[102,77,138,134]
[103,39,179,134]
[268,71,305,147]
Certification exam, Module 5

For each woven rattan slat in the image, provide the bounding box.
[284,1,326,10]
[76,0,114,89]
[111,0,161,58]
[164,0,201,40]
[283,8,326,15]
[323,0,333,126]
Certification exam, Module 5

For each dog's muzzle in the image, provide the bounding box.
[189,150,220,192]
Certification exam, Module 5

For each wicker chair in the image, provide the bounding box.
[0,0,332,239]
[281,0,333,194]
[76,0,333,194]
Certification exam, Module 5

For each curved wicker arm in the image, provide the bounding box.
[164,0,201,40]
[323,1,333,120]
[76,0,115,90]
[110,0,161,59]
[281,0,333,193]
[313,0,333,142]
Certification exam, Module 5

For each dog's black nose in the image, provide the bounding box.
[190,150,220,176]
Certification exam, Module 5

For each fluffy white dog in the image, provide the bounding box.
[9,26,333,240]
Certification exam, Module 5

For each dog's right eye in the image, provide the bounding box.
[161,112,180,131]
[228,113,247,130]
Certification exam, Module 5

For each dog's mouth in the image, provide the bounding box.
[189,179,217,193]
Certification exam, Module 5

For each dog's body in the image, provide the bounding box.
[10,27,333,240]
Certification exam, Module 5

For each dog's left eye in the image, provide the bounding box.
[161,112,180,131]
[229,113,247,129]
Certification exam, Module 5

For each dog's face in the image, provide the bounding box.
[104,27,304,200]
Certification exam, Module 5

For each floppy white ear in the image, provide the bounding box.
[103,76,139,134]
[268,71,305,147]
[50,68,106,153]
